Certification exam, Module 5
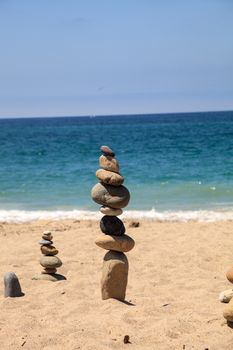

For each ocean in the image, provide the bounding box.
[0,111,233,222]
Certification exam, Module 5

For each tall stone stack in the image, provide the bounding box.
[91,145,135,301]
[33,230,63,282]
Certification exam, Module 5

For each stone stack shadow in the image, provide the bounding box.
[91,145,135,301]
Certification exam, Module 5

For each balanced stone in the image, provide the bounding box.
[226,267,233,283]
[95,234,135,252]
[42,267,57,274]
[223,298,233,321]
[100,215,125,236]
[41,245,58,256]
[99,155,119,173]
[91,183,130,209]
[4,272,23,298]
[40,255,62,268]
[101,251,128,301]
[100,206,123,216]
[96,169,124,186]
[42,231,53,241]
[39,239,53,245]
[100,145,115,157]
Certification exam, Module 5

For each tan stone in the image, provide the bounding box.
[40,255,62,268]
[101,251,128,301]
[41,245,58,256]
[100,206,123,216]
[226,267,233,283]
[223,298,233,321]
[95,234,135,252]
[99,155,119,173]
[96,169,124,186]
[42,231,53,241]
[91,183,130,209]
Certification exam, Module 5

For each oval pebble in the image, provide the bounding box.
[91,183,130,209]
[39,239,53,245]
[95,234,135,252]
[100,145,115,157]
[40,255,62,268]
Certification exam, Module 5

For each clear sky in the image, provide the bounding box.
[0,0,232,117]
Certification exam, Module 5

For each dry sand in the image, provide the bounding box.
[0,219,233,350]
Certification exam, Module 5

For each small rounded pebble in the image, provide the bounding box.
[41,245,58,256]
[100,145,115,157]
[100,215,125,236]
[39,239,53,245]
[42,233,53,241]
[226,267,233,283]
[123,335,130,344]
[100,206,123,216]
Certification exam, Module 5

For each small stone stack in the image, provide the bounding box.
[221,267,233,322]
[33,231,63,282]
[91,145,135,301]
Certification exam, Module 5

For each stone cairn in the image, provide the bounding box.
[33,230,63,281]
[91,145,135,301]
[220,267,233,322]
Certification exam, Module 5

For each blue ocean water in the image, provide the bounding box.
[0,111,233,221]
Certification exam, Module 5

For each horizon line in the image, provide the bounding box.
[0,109,232,120]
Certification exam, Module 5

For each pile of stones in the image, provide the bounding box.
[220,267,233,322]
[33,230,63,282]
[91,145,135,301]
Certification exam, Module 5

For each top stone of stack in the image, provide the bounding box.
[100,145,115,157]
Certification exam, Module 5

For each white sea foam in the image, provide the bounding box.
[0,208,232,223]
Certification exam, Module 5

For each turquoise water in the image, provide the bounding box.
[0,111,233,220]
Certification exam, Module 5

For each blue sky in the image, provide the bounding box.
[0,0,232,117]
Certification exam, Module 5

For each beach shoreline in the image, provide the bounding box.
[1,219,233,349]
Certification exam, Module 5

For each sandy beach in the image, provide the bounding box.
[0,219,233,349]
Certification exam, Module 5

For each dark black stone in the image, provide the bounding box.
[100,215,125,236]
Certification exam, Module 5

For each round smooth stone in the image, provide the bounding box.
[226,267,233,283]
[40,255,62,268]
[100,145,115,157]
[100,215,125,236]
[39,239,53,245]
[95,234,135,252]
[41,245,58,256]
[96,169,124,186]
[91,183,130,209]
[99,155,119,173]
[100,206,123,216]
[223,298,233,321]
[42,267,57,274]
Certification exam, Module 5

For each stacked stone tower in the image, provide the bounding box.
[91,145,135,301]
[220,267,233,321]
[33,230,63,282]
